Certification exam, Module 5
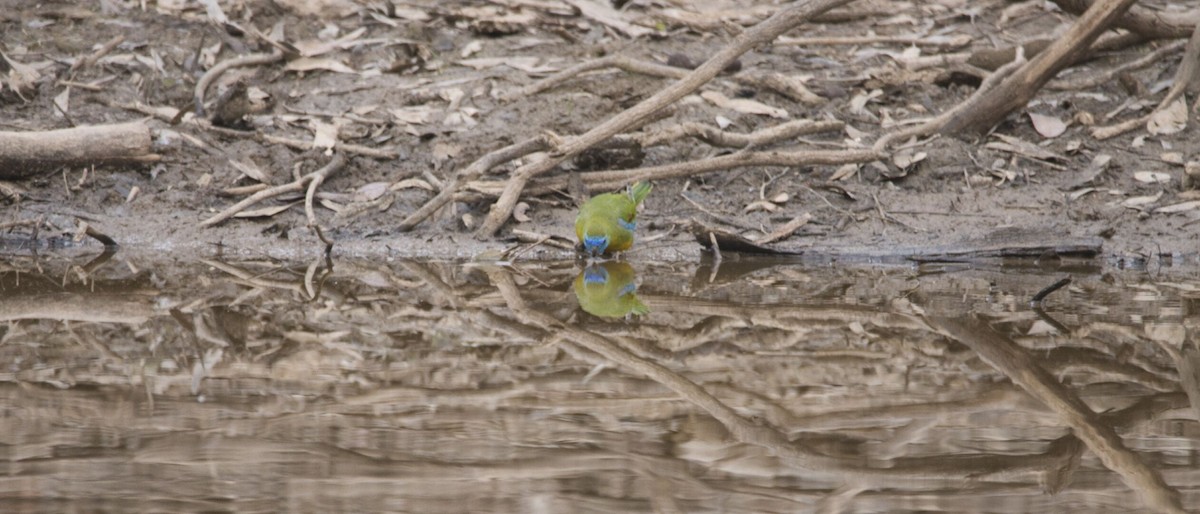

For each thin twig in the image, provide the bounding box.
[306,152,348,226]
[194,48,285,117]
[200,152,345,227]
[471,148,881,198]
[70,34,126,75]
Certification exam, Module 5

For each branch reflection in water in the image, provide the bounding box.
[0,250,1196,513]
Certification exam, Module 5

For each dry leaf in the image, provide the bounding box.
[52,87,70,117]
[987,134,1066,161]
[893,150,927,169]
[460,40,483,58]
[229,159,271,183]
[383,6,431,21]
[1147,98,1187,135]
[293,27,367,57]
[235,200,301,218]
[848,89,882,116]
[829,163,859,181]
[1122,191,1162,208]
[390,106,433,125]
[513,202,532,223]
[1068,187,1097,201]
[1161,152,1184,164]
[354,182,390,201]
[757,213,812,244]
[285,57,357,74]
[389,178,434,191]
[273,0,358,17]
[560,0,653,38]
[1133,171,1171,184]
[457,57,557,74]
[744,200,779,213]
[2,52,40,99]
[1029,112,1067,138]
[700,91,788,119]
[1155,200,1200,214]
[310,119,339,150]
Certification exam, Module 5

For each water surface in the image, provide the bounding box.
[1,252,1197,513]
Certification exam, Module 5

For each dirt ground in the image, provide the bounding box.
[2,0,1199,267]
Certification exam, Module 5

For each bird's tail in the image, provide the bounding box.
[628,181,652,206]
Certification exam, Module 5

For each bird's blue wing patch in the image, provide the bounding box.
[617,218,636,231]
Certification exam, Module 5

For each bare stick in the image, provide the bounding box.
[939,0,1140,135]
[305,152,348,226]
[194,49,284,117]
[0,122,160,179]
[1092,22,1200,140]
[873,53,1027,153]
[69,34,126,74]
[396,136,554,232]
[199,152,345,227]
[639,119,843,148]
[777,34,970,49]
[115,101,396,159]
[1047,40,1185,90]
[475,0,856,237]
[1052,0,1199,39]
[508,55,824,105]
[469,148,881,197]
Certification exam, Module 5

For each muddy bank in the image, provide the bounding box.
[1,1,1199,267]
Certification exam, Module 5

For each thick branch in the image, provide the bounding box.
[475,0,856,237]
[0,122,160,179]
[1052,0,1198,39]
[940,0,1139,135]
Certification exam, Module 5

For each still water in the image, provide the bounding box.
[0,251,1197,513]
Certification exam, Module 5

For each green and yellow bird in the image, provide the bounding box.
[575,181,652,257]
[573,261,649,318]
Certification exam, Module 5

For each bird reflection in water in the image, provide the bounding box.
[573,261,648,319]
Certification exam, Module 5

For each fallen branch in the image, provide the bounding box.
[639,119,843,148]
[305,152,348,227]
[396,135,554,232]
[194,48,285,117]
[939,0,1140,134]
[0,122,160,179]
[1092,22,1200,140]
[475,0,856,237]
[874,52,1027,152]
[1047,40,1184,90]
[115,101,396,159]
[506,54,824,105]
[468,148,881,197]
[199,152,347,227]
[777,34,971,49]
[1052,0,1198,39]
[69,34,126,75]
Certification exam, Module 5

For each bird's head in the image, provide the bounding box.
[582,234,609,257]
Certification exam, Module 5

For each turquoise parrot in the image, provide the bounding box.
[575,181,652,257]
[573,261,649,318]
